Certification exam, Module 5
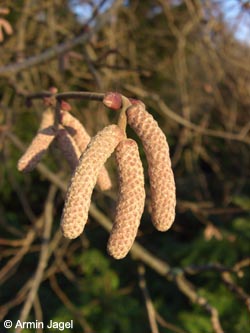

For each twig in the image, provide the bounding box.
[184,263,234,275]
[83,47,103,89]
[175,274,224,333]
[33,296,44,333]
[0,279,31,321]
[233,258,250,272]
[49,274,93,333]
[0,218,42,283]
[117,96,131,134]
[16,185,57,332]
[56,91,105,102]
[155,311,188,333]
[0,238,25,246]
[138,263,160,333]
[221,272,250,313]
[24,91,105,104]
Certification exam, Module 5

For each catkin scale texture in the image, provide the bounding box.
[126,104,176,231]
[60,110,91,152]
[107,139,145,259]
[17,108,56,172]
[60,110,112,191]
[96,167,113,191]
[61,125,124,239]
[55,127,81,171]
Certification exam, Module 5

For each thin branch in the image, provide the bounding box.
[221,272,250,313]
[0,218,42,284]
[24,91,105,107]
[16,185,57,332]
[0,280,31,321]
[33,296,43,333]
[155,311,188,333]
[184,263,235,275]
[56,91,105,102]
[49,274,93,333]
[175,274,224,333]
[138,263,160,333]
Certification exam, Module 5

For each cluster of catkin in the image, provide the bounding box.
[18,94,176,259]
[17,103,112,191]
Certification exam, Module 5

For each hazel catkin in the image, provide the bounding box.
[61,125,124,239]
[126,103,176,231]
[103,92,122,110]
[60,110,112,191]
[17,107,56,172]
[107,139,145,259]
[59,110,91,152]
[55,126,81,171]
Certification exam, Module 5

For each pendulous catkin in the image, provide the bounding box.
[60,110,91,152]
[60,110,112,191]
[55,126,81,171]
[17,107,56,172]
[61,125,124,239]
[126,103,176,231]
[107,139,145,259]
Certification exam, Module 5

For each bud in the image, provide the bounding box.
[17,108,56,172]
[49,87,58,94]
[61,125,124,239]
[60,100,71,111]
[103,92,122,110]
[107,139,145,259]
[60,110,113,190]
[126,104,176,231]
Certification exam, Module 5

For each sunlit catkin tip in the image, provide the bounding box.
[107,139,145,259]
[17,108,55,172]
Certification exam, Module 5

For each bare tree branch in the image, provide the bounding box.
[0,0,123,76]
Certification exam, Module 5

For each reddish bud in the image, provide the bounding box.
[49,87,58,94]
[103,92,122,110]
[60,100,71,111]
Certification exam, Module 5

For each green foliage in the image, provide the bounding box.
[179,310,212,333]
[232,196,250,210]
[37,249,144,333]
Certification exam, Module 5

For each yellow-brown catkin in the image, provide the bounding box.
[17,107,56,172]
[55,126,81,171]
[126,104,176,231]
[61,125,124,239]
[60,110,91,152]
[107,139,145,259]
[60,110,112,191]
